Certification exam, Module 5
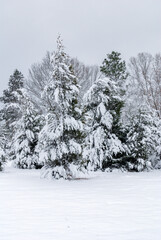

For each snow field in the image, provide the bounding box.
[0,167,161,240]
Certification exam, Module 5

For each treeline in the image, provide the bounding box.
[0,36,161,178]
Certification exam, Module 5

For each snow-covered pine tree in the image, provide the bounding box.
[0,70,24,161]
[100,51,128,158]
[83,77,126,171]
[83,52,128,171]
[0,69,24,130]
[123,106,160,171]
[38,36,85,179]
[14,92,44,169]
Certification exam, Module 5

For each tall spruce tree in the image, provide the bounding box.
[38,36,85,179]
[83,52,129,171]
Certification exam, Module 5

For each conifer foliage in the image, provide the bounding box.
[0,148,5,171]
[14,92,44,169]
[0,69,24,163]
[0,69,24,129]
[124,107,160,171]
[83,77,126,170]
[0,123,6,171]
[39,36,85,179]
[0,140,5,171]
[0,43,161,174]
[83,52,128,171]
[100,51,128,83]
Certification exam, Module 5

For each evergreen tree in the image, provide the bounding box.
[38,36,85,179]
[0,70,24,160]
[0,69,24,128]
[100,51,128,149]
[83,77,126,171]
[100,51,128,84]
[123,107,159,171]
[83,52,128,171]
[14,92,44,169]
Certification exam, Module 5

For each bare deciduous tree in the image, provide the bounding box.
[128,52,161,118]
[70,58,100,97]
[25,52,100,111]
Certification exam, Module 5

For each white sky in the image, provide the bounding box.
[0,0,161,94]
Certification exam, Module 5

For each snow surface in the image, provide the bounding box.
[0,166,161,240]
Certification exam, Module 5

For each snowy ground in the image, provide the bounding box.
[0,166,161,240]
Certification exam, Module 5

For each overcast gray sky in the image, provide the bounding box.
[0,0,161,94]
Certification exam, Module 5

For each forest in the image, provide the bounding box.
[0,36,161,179]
